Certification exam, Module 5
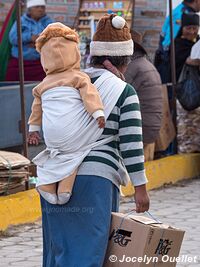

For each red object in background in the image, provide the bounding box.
[6,57,45,82]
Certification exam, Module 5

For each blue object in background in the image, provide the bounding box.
[0,82,37,148]
[113,2,123,9]
[107,9,114,14]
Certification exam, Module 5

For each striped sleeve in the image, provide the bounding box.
[119,84,148,186]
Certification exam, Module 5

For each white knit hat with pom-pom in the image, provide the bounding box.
[27,0,46,8]
[90,14,133,56]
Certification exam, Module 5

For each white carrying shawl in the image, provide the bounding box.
[33,69,127,186]
[191,39,200,59]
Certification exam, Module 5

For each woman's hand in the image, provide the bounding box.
[134,184,150,213]
[27,131,40,146]
[29,42,36,48]
[31,34,39,43]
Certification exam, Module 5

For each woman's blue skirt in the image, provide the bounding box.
[40,175,119,267]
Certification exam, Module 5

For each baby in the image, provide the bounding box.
[28,22,105,205]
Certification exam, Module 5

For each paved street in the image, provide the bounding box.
[0,178,199,267]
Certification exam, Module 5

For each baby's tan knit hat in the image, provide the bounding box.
[90,14,133,56]
[36,22,79,53]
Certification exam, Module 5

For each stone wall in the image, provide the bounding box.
[133,0,167,61]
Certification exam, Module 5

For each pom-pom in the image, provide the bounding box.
[112,16,126,29]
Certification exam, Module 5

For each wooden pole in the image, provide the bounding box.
[16,0,28,159]
[73,0,83,29]
[131,0,136,30]
[169,0,177,153]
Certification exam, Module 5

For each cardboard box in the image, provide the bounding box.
[104,213,185,267]
[0,150,30,169]
[155,85,176,151]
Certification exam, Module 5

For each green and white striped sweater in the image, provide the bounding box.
[78,77,148,188]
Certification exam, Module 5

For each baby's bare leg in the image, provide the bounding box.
[37,183,57,205]
[57,170,77,194]
[39,183,57,194]
[57,170,77,205]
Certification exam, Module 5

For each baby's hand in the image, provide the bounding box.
[97,116,105,128]
[27,131,40,146]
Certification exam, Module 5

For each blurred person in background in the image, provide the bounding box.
[155,11,199,155]
[125,30,163,161]
[155,0,200,83]
[174,12,199,80]
[6,0,53,81]
[176,13,200,154]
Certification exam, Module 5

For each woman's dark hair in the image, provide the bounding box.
[90,56,131,68]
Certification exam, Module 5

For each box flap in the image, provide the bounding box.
[128,214,162,225]
[112,212,162,225]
